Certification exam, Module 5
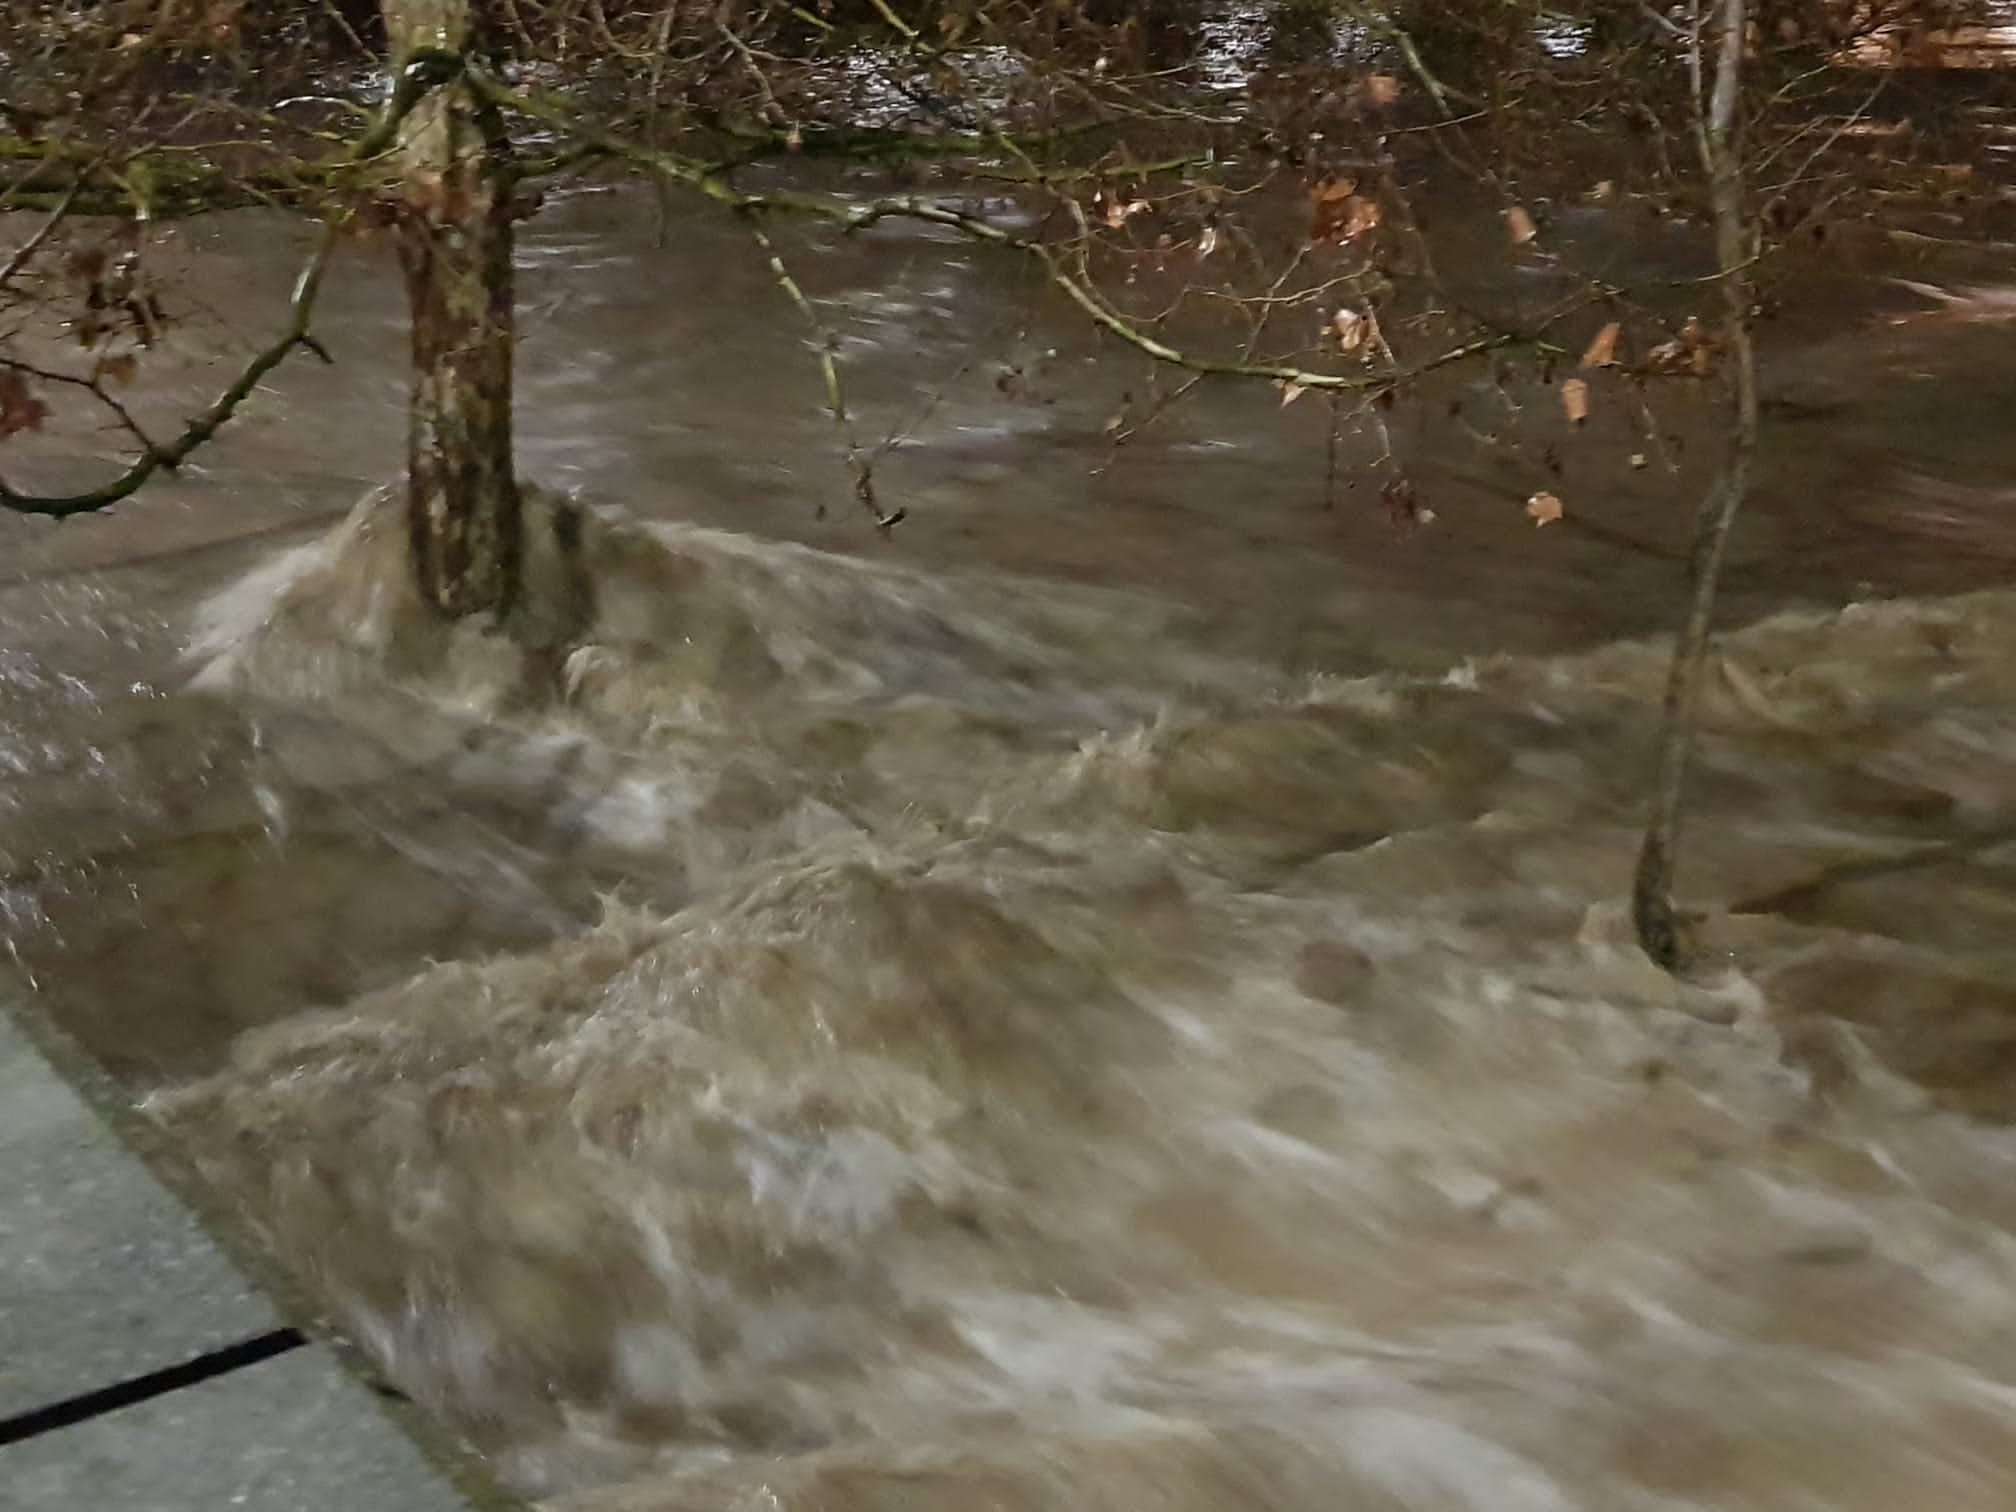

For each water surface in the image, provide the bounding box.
[4,182,2016,1509]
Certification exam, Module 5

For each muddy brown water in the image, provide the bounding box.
[5,182,2016,1508]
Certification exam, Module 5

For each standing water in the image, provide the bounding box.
[5,186,2016,1509]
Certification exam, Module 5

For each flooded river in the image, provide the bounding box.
[5,182,2016,1508]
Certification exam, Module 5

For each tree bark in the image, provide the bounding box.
[382,0,521,619]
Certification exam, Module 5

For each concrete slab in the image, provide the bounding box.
[0,1346,473,1512]
[0,1008,281,1419]
[0,995,519,1512]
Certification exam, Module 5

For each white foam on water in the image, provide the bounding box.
[118,492,2016,1508]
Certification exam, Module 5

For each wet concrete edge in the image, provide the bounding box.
[0,984,530,1512]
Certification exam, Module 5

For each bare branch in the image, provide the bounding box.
[0,177,84,293]
[0,215,344,518]
[0,51,462,518]
[0,356,163,457]
[863,0,921,44]
[1341,2,1458,118]
[477,70,1549,406]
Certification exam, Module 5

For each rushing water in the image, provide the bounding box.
[5,184,2016,1508]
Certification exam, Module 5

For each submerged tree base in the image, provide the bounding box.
[189,479,594,710]
[1630,869,1689,973]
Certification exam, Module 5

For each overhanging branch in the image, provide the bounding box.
[0,215,344,518]
[474,69,1547,401]
[0,53,461,518]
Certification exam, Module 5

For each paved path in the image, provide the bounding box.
[0,994,522,1512]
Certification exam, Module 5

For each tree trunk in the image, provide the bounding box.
[1630,0,1758,970]
[382,0,521,619]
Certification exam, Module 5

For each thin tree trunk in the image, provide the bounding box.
[382,0,521,619]
[1632,0,1759,970]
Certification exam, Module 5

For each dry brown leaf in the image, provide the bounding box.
[1561,377,1590,425]
[1332,308,1367,353]
[1526,490,1565,526]
[1681,317,1719,376]
[1645,317,1720,377]
[1100,192,1151,229]
[0,370,50,439]
[1309,178,1377,243]
[1505,205,1538,245]
[1277,380,1308,407]
[93,352,138,388]
[1363,74,1401,108]
[1580,321,1621,369]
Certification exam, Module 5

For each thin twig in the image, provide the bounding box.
[475,70,1548,397]
[0,178,84,293]
[864,0,921,43]
[0,52,460,518]
[0,214,345,517]
[742,213,901,528]
[0,355,163,456]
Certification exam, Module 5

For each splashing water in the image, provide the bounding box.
[63,482,2013,1509]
